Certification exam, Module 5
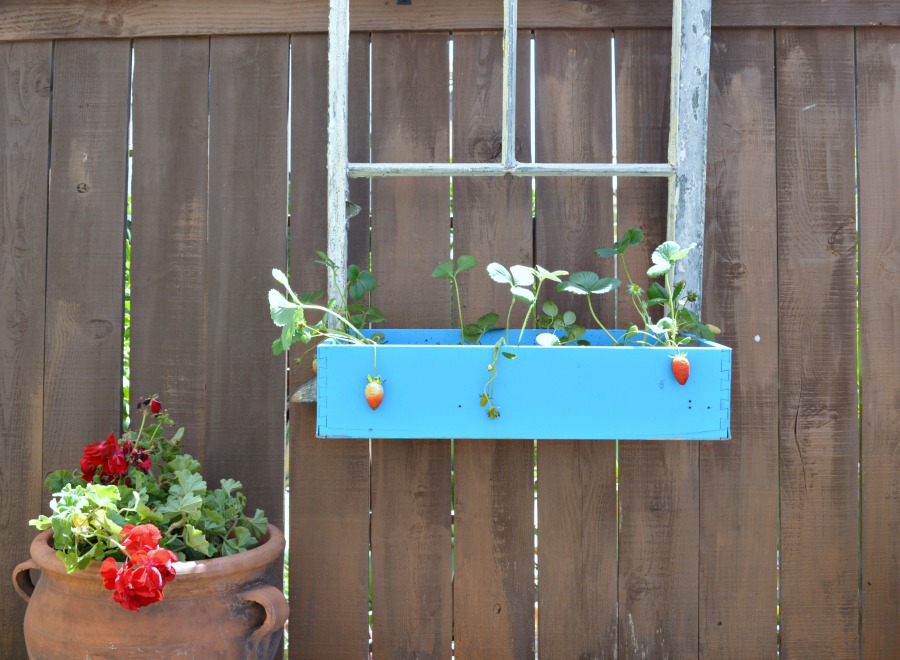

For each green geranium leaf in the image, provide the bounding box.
[183,525,213,557]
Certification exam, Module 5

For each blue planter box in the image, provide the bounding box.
[315,329,731,440]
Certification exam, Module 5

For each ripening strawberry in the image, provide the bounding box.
[365,375,384,410]
[671,353,690,386]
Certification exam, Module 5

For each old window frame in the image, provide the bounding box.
[325,0,712,313]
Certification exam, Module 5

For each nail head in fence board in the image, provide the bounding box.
[369,31,452,658]
[699,28,778,657]
[451,30,535,659]
[0,39,51,659]
[288,32,370,656]
[290,400,370,658]
[131,37,209,461]
[290,32,370,395]
[207,35,288,530]
[615,28,700,659]
[3,0,900,41]
[533,29,617,657]
[858,26,900,658]
[43,39,130,473]
[776,27,859,658]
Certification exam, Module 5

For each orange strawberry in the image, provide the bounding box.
[671,353,690,386]
[365,375,384,410]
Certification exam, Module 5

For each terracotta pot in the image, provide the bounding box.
[12,524,289,659]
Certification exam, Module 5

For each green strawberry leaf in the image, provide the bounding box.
[432,259,455,280]
[487,262,513,285]
[558,272,621,296]
[455,255,478,274]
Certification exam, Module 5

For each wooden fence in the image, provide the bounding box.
[2,2,899,658]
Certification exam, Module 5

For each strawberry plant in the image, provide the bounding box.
[270,226,722,423]
[594,227,720,347]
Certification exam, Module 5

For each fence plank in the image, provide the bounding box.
[451,30,535,660]
[289,401,371,659]
[776,27,859,659]
[698,28,778,658]
[289,32,370,395]
[207,35,288,528]
[0,39,51,659]
[534,29,618,658]
[858,26,900,658]
[369,31,452,658]
[288,32,372,659]
[43,38,130,471]
[130,37,209,456]
[2,0,900,41]
[616,28,700,659]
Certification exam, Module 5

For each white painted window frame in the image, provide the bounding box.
[326,0,712,314]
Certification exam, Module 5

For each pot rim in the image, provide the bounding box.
[28,523,284,579]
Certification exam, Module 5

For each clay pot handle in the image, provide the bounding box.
[12,559,38,602]
[242,584,290,643]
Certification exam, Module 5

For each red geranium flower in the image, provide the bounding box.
[101,524,178,611]
[120,524,162,554]
[80,433,127,482]
[122,440,152,473]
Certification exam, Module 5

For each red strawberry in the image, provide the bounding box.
[365,375,384,410]
[671,353,690,386]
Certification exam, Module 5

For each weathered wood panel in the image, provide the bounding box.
[776,27,859,659]
[0,39,51,659]
[699,28,778,658]
[369,31,452,658]
[287,32,371,659]
[43,39,130,472]
[858,26,900,659]
[616,28,700,659]
[207,35,288,528]
[451,30,535,660]
[534,29,618,658]
[2,0,899,41]
[288,32,369,395]
[130,37,209,456]
[289,401,371,659]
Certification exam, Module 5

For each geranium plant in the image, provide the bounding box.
[29,397,268,611]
